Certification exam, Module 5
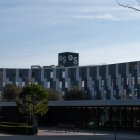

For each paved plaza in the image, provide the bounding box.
[0,128,139,140]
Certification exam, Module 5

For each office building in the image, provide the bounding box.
[0,52,140,130]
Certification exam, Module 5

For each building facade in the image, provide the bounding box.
[0,52,140,130]
[0,60,140,100]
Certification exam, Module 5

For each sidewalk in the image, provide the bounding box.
[0,128,139,140]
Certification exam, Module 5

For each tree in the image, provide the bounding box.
[16,84,49,126]
[47,88,62,101]
[116,0,140,11]
[2,84,21,101]
[64,87,89,100]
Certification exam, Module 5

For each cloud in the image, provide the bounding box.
[0,0,139,28]
[96,13,118,20]
[74,13,120,21]
[0,0,140,68]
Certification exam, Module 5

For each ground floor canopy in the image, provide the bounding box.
[0,101,140,130]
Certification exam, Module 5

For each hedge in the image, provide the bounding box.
[0,122,38,135]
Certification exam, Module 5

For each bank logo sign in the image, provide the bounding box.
[58,52,79,67]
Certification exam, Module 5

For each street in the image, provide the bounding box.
[0,128,140,140]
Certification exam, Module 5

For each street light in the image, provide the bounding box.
[113,109,117,140]
[114,120,117,140]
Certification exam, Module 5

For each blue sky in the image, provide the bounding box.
[0,0,140,68]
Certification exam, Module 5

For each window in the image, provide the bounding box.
[138,77,140,84]
[65,81,68,88]
[82,81,84,88]
[134,88,137,97]
[59,81,62,88]
[50,72,53,78]
[94,90,97,96]
[131,77,135,85]
[3,82,5,87]
[126,78,129,85]
[123,89,126,97]
[134,64,137,70]
[22,82,25,87]
[111,79,114,86]
[47,82,50,88]
[113,90,116,97]
[19,73,22,78]
[92,81,94,86]
[116,78,118,86]
[119,90,121,96]
[12,73,15,77]
[16,82,18,86]
[103,90,106,98]
[121,78,124,85]
[62,71,65,78]
[62,91,65,95]
[101,80,104,87]
[87,80,90,87]
[32,72,35,77]
[0,71,2,75]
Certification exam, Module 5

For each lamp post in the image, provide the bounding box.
[114,119,117,140]
[33,99,35,126]
[113,110,117,140]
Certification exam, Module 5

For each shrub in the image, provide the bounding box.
[2,84,21,101]
[47,88,62,101]
[64,88,89,100]
[0,122,38,135]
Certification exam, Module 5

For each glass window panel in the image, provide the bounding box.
[50,72,53,78]
[47,82,50,88]
[131,77,135,85]
[65,81,68,88]
[59,81,62,88]
[101,80,104,87]
[138,77,140,84]
[126,78,129,85]
[62,71,65,78]
[16,82,18,86]
[22,82,25,87]
[3,82,5,87]
[82,81,84,88]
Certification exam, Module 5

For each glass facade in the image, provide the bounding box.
[0,61,140,101]
[40,106,140,130]
[0,60,140,130]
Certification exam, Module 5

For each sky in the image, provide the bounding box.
[0,0,140,68]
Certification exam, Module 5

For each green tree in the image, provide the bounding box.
[2,84,21,101]
[64,87,89,100]
[16,84,49,126]
[47,88,62,101]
